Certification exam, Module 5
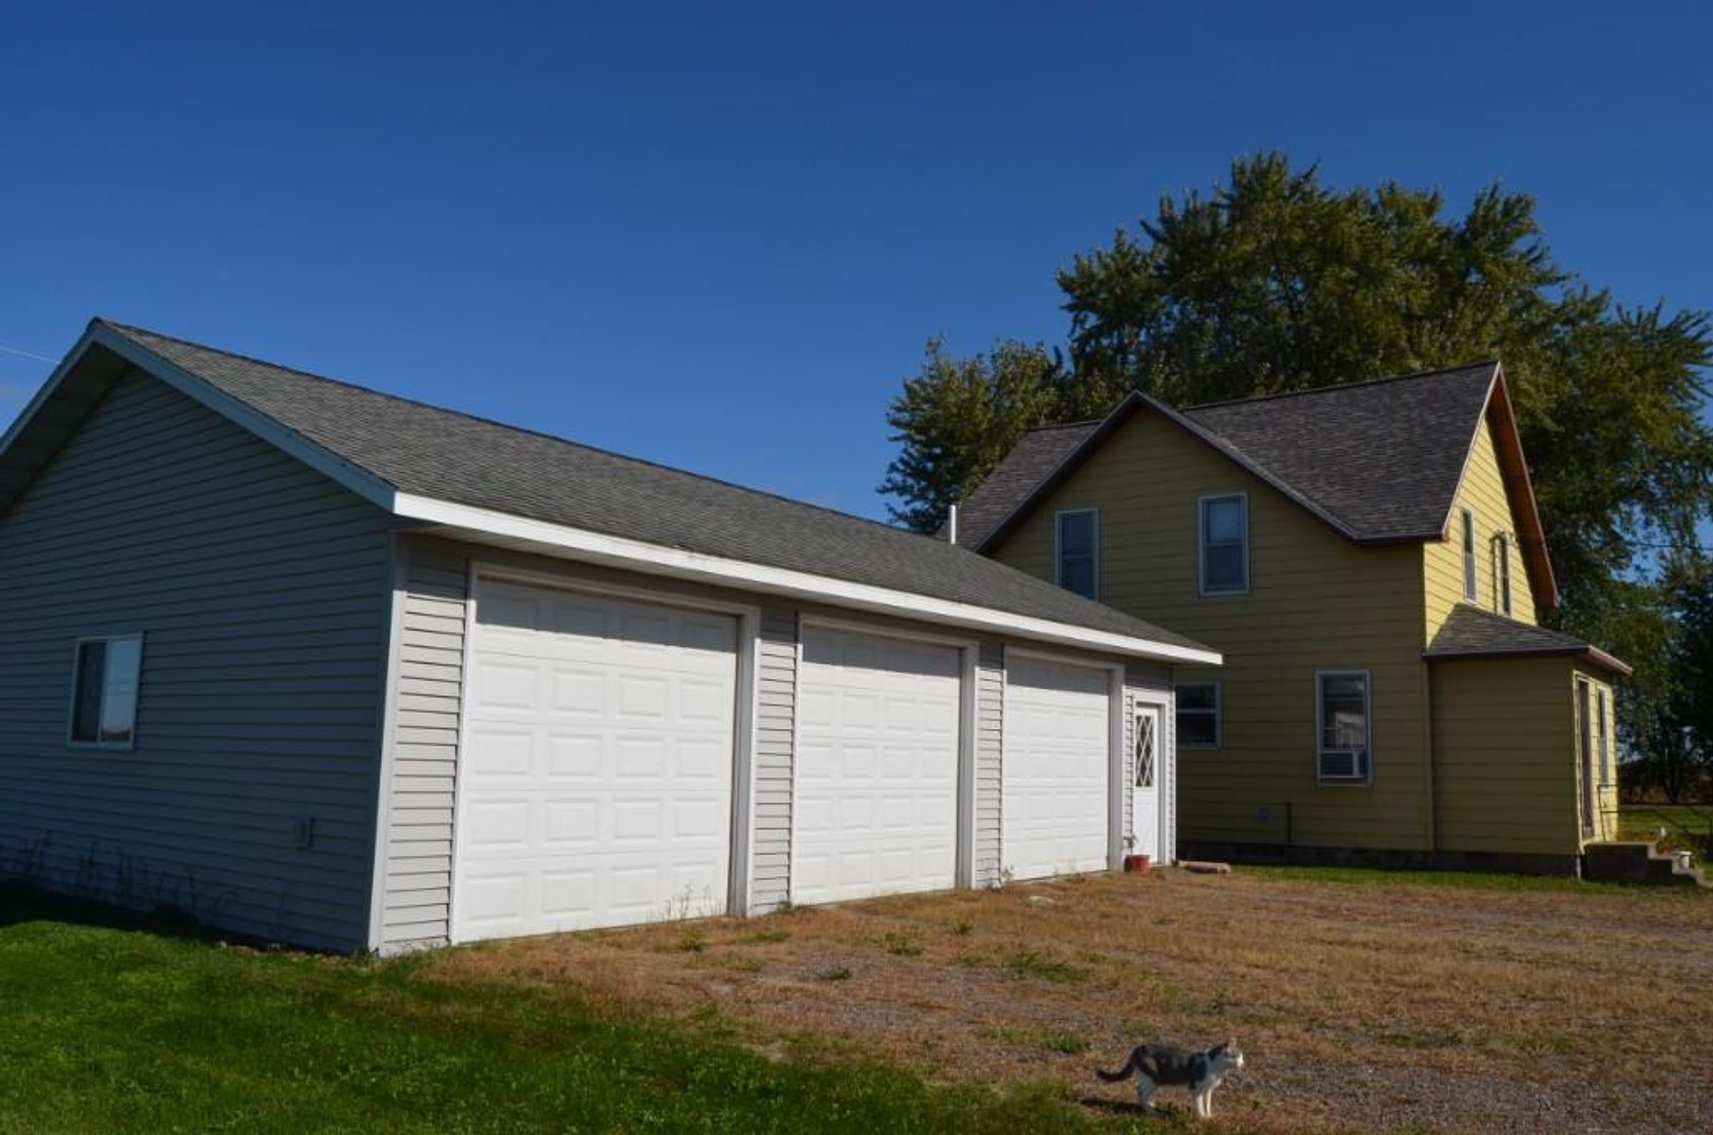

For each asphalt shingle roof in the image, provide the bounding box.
[949,421,1097,547]
[1424,604,1630,675]
[100,321,1211,655]
[957,362,1502,552]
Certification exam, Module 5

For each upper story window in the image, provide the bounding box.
[69,634,143,748]
[1199,493,1249,595]
[1495,531,1513,617]
[1055,509,1099,599]
[1461,508,1478,602]
[1176,682,1221,748]
[1316,669,1371,785]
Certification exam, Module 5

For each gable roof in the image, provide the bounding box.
[0,319,1218,665]
[1425,604,1630,676]
[960,361,1558,611]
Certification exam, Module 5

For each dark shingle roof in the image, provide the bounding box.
[959,362,1502,554]
[97,321,1211,656]
[1425,604,1631,675]
[950,422,1097,548]
[1181,363,1499,540]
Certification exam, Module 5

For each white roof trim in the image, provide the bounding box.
[393,493,1222,666]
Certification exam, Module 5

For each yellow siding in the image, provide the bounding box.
[1430,658,1579,856]
[990,410,1434,852]
[1424,414,1537,637]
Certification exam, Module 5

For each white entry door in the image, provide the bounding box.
[452,578,739,942]
[1002,655,1111,880]
[1131,704,1161,861]
[793,625,962,905]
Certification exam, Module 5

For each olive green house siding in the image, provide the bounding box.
[967,362,1629,873]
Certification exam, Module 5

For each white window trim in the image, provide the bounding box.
[1174,680,1222,749]
[66,632,144,751]
[1461,507,1478,603]
[1198,492,1250,596]
[1495,531,1513,617]
[1053,508,1100,600]
[1315,668,1371,786]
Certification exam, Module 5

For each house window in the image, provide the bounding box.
[1596,687,1611,785]
[1461,508,1477,602]
[1199,494,1249,595]
[69,634,144,747]
[1495,532,1513,617]
[1055,509,1099,599]
[1316,670,1370,784]
[1176,682,1221,748]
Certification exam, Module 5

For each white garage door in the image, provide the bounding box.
[453,579,738,942]
[1003,655,1111,880]
[793,626,961,905]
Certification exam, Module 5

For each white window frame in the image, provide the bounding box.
[1198,493,1250,596]
[1461,507,1478,602]
[1053,508,1100,600]
[1315,668,1371,786]
[1495,531,1513,617]
[66,632,145,751]
[1174,681,1222,749]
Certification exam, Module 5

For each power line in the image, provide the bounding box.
[0,343,55,364]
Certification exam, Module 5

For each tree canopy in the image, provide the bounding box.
[881,154,1713,763]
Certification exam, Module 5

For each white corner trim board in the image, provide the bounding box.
[393,494,1222,667]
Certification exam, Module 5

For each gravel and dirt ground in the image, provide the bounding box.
[426,869,1713,1134]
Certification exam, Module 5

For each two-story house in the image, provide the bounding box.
[956,361,1629,875]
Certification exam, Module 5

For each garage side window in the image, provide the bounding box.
[1199,494,1248,595]
[1055,509,1099,599]
[1316,670,1370,784]
[1175,682,1221,748]
[69,634,144,747]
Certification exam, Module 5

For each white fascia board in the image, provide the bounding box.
[88,324,400,511]
[394,493,1222,667]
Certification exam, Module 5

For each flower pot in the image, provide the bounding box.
[1123,854,1152,874]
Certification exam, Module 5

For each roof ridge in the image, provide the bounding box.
[1183,359,1498,412]
[1022,416,1106,434]
[99,319,933,543]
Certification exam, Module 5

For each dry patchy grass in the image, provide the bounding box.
[426,871,1713,1134]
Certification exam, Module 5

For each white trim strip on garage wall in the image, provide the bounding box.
[1001,644,1128,872]
[445,562,763,941]
[392,494,1221,667]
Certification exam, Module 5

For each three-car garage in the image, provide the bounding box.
[437,568,1180,945]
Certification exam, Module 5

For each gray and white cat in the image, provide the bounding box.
[1096,1039,1244,1119]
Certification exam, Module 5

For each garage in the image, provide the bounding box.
[451,578,740,942]
[1002,654,1113,880]
[792,624,963,904]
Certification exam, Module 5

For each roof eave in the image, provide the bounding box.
[395,493,1224,666]
[1423,644,1632,678]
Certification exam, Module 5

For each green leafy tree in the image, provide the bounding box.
[879,338,1113,532]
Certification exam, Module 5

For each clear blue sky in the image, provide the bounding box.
[3,2,1709,523]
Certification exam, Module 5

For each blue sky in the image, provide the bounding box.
[2,2,1709,523]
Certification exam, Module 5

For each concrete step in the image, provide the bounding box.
[1583,841,1702,886]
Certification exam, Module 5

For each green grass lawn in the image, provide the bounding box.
[1619,803,1712,837]
[0,883,1161,1135]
